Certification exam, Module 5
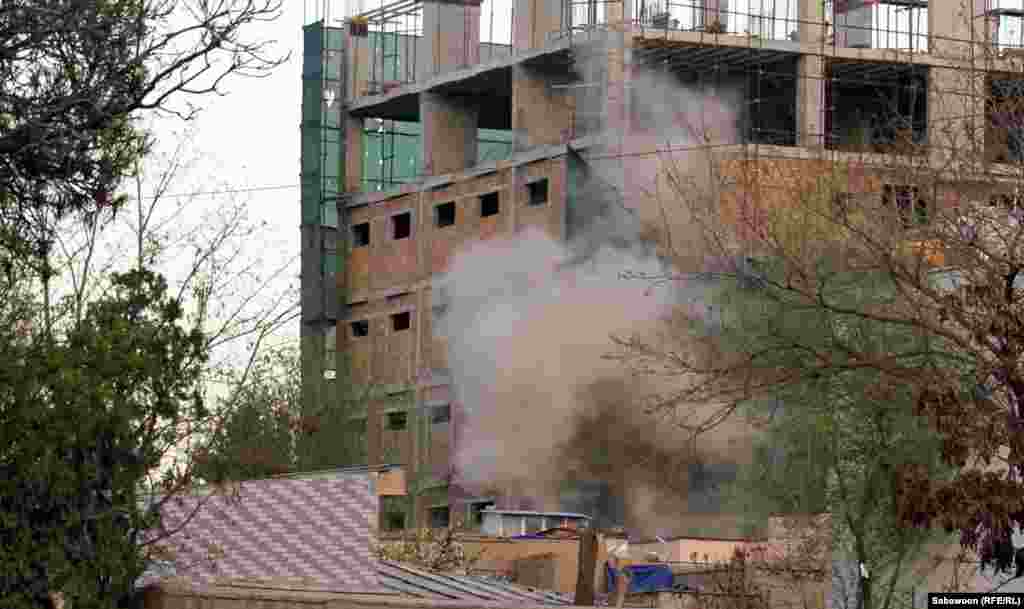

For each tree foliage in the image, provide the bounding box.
[0,269,206,609]
[615,63,1024,580]
[0,0,286,310]
[0,1,287,606]
[0,0,284,256]
[196,349,372,484]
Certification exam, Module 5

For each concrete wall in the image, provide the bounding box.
[631,538,753,564]
[340,155,567,504]
[422,93,480,176]
[512,65,575,151]
[459,535,611,595]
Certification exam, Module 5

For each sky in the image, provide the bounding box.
[140,1,307,347]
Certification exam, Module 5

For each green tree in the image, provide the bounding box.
[0,0,285,243]
[697,266,952,609]
[619,99,1024,581]
[0,269,207,609]
[196,349,373,483]
[0,2,288,606]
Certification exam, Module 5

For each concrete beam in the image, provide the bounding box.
[421,92,480,176]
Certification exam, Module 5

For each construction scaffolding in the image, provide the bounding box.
[361,120,514,193]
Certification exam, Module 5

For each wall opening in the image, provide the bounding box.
[882,184,929,228]
[988,75,1024,163]
[392,212,412,239]
[381,495,409,531]
[480,191,500,216]
[826,61,928,153]
[350,319,370,337]
[435,201,456,227]
[430,403,452,424]
[468,500,495,527]
[352,222,371,247]
[387,411,408,431]
[391,311,411,331]
[429,505,451,528]
[826,0,928,51]
[657,51,799,146]
[527,179,549,206]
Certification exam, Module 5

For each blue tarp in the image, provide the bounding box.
[606,563,674,593]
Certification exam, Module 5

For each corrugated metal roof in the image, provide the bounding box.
[146,469,383,593]
[482,509,591,519]
[378,560,572,605]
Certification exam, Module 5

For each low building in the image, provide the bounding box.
[140,467,577,608]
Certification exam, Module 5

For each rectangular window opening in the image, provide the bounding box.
[391,311,411,331]
[430,505,451,529]
[381,495,408,531]
[988,77,1024,163]
[352,222,370,247]
[430,404,451,424]
[527,179,549,206]
[350,319,369,337]
[480,191,500,217]
[469,501,495,527]
[882,184,928,227]
[435,201,456,227]
[392,212,412,240]
[386,411,407,431]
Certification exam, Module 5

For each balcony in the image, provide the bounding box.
[826,0,928,51]
[986,1,1024,51]
[633,0,800,42]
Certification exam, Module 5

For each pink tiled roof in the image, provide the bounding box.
[152,471,383,592]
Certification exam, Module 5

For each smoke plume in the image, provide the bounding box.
[433,37,754,538]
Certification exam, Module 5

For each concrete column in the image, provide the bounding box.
[796,0,825,148]
[345,26,370,100]
[421,92,479,176]
[367,400,382,466]
[930,0,991,60]
[344,115,364,193]
[928,0,990,167]
[421,1,482,79]
[512,65,574,151]
[928,65,986,168]
[796,0,824,45]
[797,55,825,148]
[605,0,632,138]
[702,0,728,31]
[513,0,566,51]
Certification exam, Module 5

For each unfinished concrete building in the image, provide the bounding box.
[299,0,1024,529]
